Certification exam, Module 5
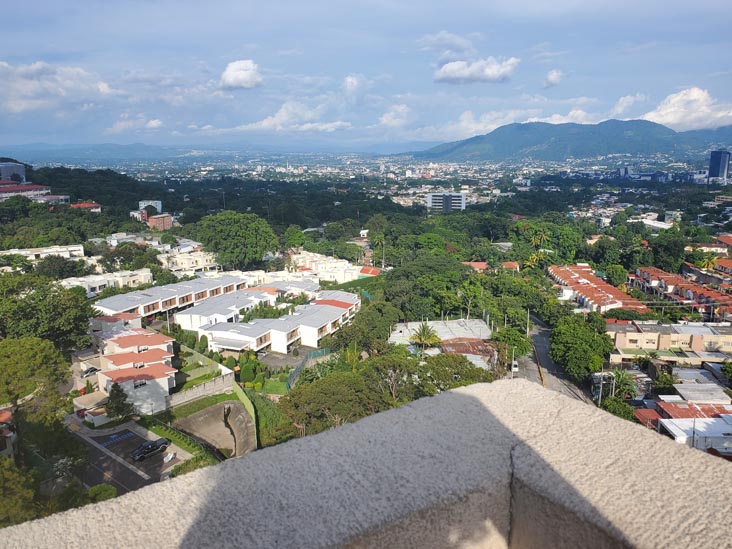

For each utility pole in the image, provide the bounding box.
[526,308,530,337]
[511,347,515,380]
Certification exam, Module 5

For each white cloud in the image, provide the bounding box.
[610,93,647,116]
[379,104,410,127]
[342,74,367,96]
[531,42,570,63]
[219,59,263,89]
[526,109,597,124]
[543,69,563,88]
[414,108,541,141]
[434,57,520,84]
[417,31,477,64]
[105,113,164,134]
[642,87,732,130]
[199,100,351,134]
[0,60,118,113]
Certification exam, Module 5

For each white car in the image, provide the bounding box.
[511,361,519,373]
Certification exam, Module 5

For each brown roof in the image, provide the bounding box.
[312,299,354,309]
[104,348,174,367]
[96,313,141,323]
[101,363,176,384]
[108,331,174,349]
[0,409,12,424]
[656,401,732,419]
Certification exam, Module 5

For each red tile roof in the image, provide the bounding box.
[549,264,649,312]
[104,348,174,368]
[634,408,661,428]
[360,266,381,276]
[108,331,174,349]
[0,184,49,193]
[717,235,732,247]
[461,261,488,272]
[501,261,520,271]
[312,299,354,309]
[101,363,176,384]
[96,313,141,323]
[0,409,12,424]
[70,202,101,209]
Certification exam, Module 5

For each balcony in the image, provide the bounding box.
[4,379,730,547]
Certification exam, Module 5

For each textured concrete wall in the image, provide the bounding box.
[4,380,732,548]
[165,371,234,408]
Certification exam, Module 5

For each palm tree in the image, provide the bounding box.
[409,322,441,358]
[371,232,385,269]
[612,369,638,400]
[698,253,718,270]
[530,230,549,249]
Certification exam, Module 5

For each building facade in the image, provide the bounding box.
[425,192,467,213]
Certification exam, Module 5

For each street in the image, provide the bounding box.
[514,316,592,403]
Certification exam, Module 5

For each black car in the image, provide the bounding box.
[130,438,170,461]
[81,367,100,379]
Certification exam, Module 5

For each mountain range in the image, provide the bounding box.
[411,119,732,162]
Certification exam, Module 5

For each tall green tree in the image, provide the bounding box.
[0,337,68,405]
[0,457,37,527]
[106,383,134,419]
[197,211,279,269]
[612,369,638,399]
[0,274,95,351]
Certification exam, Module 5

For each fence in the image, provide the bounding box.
[166,369,235,408]
[286,348,331,390]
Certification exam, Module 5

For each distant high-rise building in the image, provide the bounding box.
[709,150,730,181]
[426,193,466,213]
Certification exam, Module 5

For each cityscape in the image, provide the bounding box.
[2,1,732,547]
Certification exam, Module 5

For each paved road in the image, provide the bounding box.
[525,316,593,403]
[74,433,153,495]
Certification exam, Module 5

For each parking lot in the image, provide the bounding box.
[70,426,186,495]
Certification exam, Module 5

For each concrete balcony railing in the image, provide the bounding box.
[4,379,731,548]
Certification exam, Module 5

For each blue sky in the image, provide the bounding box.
[2,0,731,149]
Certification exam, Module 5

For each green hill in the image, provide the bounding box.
[413,119,732,162]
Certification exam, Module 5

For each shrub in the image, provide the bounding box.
[87,483,117,502]
[278,373,288,382]
[292,348,299,357]
[253,382,263,391]
[225,356,237,369]
[244,382,254,389]
[254,373,265,385]
[240,362,255,383]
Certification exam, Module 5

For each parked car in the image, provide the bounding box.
[130,438,171,461]
[81,367,100,378]
[511,360,519,373]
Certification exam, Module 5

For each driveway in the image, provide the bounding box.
[91,429,183,478]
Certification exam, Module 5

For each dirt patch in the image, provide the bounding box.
[174,401,256,457]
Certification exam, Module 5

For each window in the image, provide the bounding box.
[133,380,147,388]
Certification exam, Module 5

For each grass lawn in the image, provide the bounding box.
[136,416,206,456]
[262,379,288,395]
[174,371,221,392]
[161,393,239,423]
[332,275,383,295]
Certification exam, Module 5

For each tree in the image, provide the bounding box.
[365,351,417,404]
[698,253,718,270]
[605,264,628,287]
[0,337,68,405]
[196,335,209,354]
[284,224,306,249]
[0,274,96,351]
[600,396,635,421]
[653,372,677,395]
[34,255,94,280]
[409,322,441,357]
[197,211,279,269]
[0,457,37,527]
[278,371,388,436]
[612,369,638,400]
[491,327,532,357]
[722,360,732,381]
[418,354,493,395]
[371,232,386,269]
[87,483,118,503]
[106,383,134,419]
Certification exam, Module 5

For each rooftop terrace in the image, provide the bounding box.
[4,380,730,548]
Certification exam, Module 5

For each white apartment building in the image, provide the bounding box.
[58,268,153,297]
[0,244,84,261]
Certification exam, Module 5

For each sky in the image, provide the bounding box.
[2,0,732,150]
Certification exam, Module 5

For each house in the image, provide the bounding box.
[501,262,520,272]
[148,214,173,231]
[462,261,489,273]
[98,363,177,416]
[174,290,277,332]
[101,347,174,370]
[70,202,102,213]
[103,329,174,355]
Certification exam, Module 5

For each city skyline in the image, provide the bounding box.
[2,0,732,149]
